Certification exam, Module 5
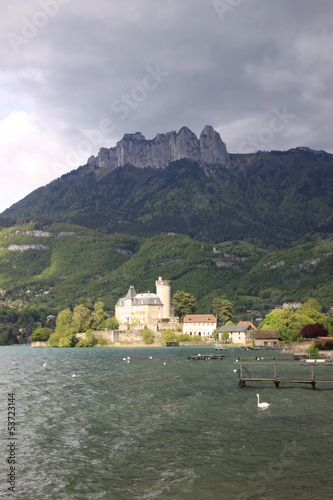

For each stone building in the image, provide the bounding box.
[115,277,173,327]
[253,330,280,348]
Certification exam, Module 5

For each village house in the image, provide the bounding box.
[218,325,253,345]
[182,314,217,337]
[253,330,280,348]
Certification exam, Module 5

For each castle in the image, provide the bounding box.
[115,277,173,327]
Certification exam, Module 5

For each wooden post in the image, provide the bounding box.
[311,365,316,389]
[274,363,280,388]
[239,363,244,387]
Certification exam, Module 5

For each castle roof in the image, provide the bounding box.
[133,293,163,306]
[116,291,163,307]
[125,285,136,299]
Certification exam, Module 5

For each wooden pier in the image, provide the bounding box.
[238,363,333,389]
[187,354,225,360]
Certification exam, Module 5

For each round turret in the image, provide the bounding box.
[155,276,171,319]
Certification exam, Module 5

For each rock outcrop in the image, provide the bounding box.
[88,125,230,170]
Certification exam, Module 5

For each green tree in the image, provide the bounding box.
[260,307,298,341]
[91,301,106,329]
[172,291,196,321]
[74,298,94,311]
[142,326,154,345]
[308,343,319,359]
[212,328,219,340]
[72,303,93,333]
[30,326,52,341]
[76,329,95,347]
[162,329,178,344]
[212,298,233,325]
[260,299,332,341]
[100,316,119,331]
[58,333,78,347]
[221,330,230,343]
[0,331,18,346]
[56,308,73,335]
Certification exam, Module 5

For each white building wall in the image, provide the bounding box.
[183,322,216,337]
[228,330,252,345]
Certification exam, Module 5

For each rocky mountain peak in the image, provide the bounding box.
[200,125,229,165]
[88,126,230,170]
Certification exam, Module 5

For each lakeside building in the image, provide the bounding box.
[253,330,280,348]
[218,325,253,345]
[182,314,217,337]
[115,277,174,327]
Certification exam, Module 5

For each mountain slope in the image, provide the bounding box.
[3,148,333,246]
[0,223,332,316]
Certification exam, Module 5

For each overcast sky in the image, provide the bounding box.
[1,0,332,212]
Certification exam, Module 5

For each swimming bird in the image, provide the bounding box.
[43,363,47,367]
[256,393,270,410]
[72,374,76,378]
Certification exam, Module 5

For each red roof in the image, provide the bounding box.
[237,321,257,330]
[183,314,217,324]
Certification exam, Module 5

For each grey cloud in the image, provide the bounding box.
[1,0,333,210]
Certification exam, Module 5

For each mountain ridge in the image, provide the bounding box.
[87,125,230,170]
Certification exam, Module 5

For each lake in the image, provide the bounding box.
[1,345,333,499]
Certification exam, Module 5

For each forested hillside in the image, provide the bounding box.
[0,147,332,344]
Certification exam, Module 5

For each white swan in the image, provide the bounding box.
[256,393,270,410]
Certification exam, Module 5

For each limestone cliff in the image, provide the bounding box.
[88,125,230,169]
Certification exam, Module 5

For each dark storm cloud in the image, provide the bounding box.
[1,0,332,211]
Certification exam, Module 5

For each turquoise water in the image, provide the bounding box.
[1,346,333,499]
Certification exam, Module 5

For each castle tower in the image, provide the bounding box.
[155,276,171,319]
